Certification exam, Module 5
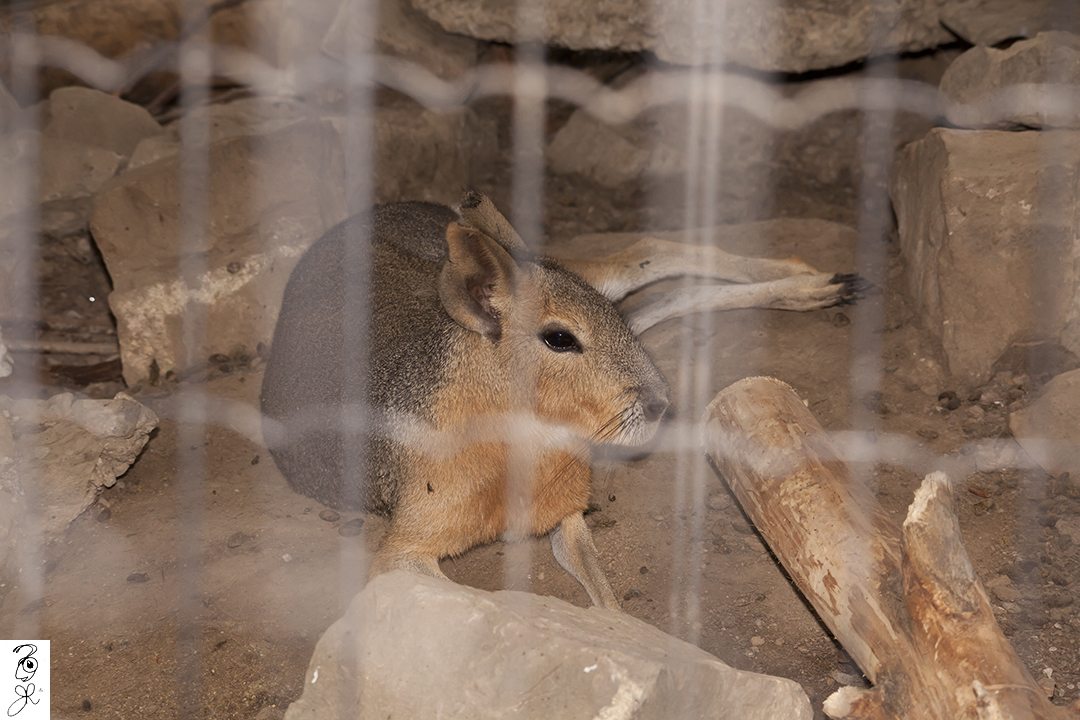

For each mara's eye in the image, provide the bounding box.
[540,329,581,353]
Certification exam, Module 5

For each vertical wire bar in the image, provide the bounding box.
[503,0,548,597]
[843,18,900,679]
[175,2,212,715]
[668,0,727,645]
[1020,0,1079,654]
[338,0,376,613]
[4,26,43,641]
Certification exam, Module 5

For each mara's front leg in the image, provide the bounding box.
[550,511,620,611]
[369,524,448,581]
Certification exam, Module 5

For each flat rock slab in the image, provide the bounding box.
[411,0,951,73]
[286,571,812,720]
[891,127,1080,384]
[1010,368,1080,479]
[942,32,1080,130]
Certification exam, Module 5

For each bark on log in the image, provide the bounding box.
[703,376,1079,720]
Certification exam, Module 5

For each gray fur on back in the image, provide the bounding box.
[261,202,461,511]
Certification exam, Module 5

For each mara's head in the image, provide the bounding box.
[437,204,669,448]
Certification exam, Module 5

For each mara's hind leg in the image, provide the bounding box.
[558,236,835,302]
[550,512,620,611]
[623,272,864,334]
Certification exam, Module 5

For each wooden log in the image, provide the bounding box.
[703,376,1078,720]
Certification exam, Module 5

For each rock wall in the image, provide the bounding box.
[409,0,1076,72]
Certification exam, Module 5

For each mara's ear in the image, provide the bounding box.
[459,190,530,257]
[438,222,518,340]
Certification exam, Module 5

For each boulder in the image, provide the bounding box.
[939,0,1077,48]
[0,130,122,223]
[286,571,813,720]
[0,392,157,599]
[42,86,164,157]
[90,99,495,386]
[90,118,350,387]
[941,32,1080,130]
[410,0,952,73]
[1009,368,1080,479]
[126,96,324,171]
[891,128,1080,385]
[323,0,479,80]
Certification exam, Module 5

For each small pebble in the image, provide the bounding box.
[318,509,341,523]
[707,493,732,511]
[639,566,649,575]
[832,312,850,327]
[126,572,149,584]
[751,636,765,647]
[226,531,246,549]
[937,390,961,411]
[832,671,861,686]
[82,699,92,711]
[338,518,364,537]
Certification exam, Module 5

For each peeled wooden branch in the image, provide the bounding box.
[703,376,1079,720]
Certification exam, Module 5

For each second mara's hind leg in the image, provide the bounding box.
[623,272,864,334]
[558,236,832,302]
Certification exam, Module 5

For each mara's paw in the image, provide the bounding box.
[827,272,873,307]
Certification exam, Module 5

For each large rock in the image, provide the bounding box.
[891,128,1080,385]
[91,99,495,386]
[286,572,813,720]
[42,86,164,157]
[942,32,1080,130]
[126,96,325,171]
[323,0,478,80]
[90,118,350,387]
[0,392,157,602]
[547,106,703,189]
[411,0,952,72]
[0,130,122,223]
[939,0,1078,47]
[1010,369,1080,479]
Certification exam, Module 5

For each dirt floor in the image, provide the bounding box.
[3,62,1080,718]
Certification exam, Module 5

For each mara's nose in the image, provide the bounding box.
[642,390,669,423]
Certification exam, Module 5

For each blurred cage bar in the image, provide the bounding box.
[1,0,1080,717]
